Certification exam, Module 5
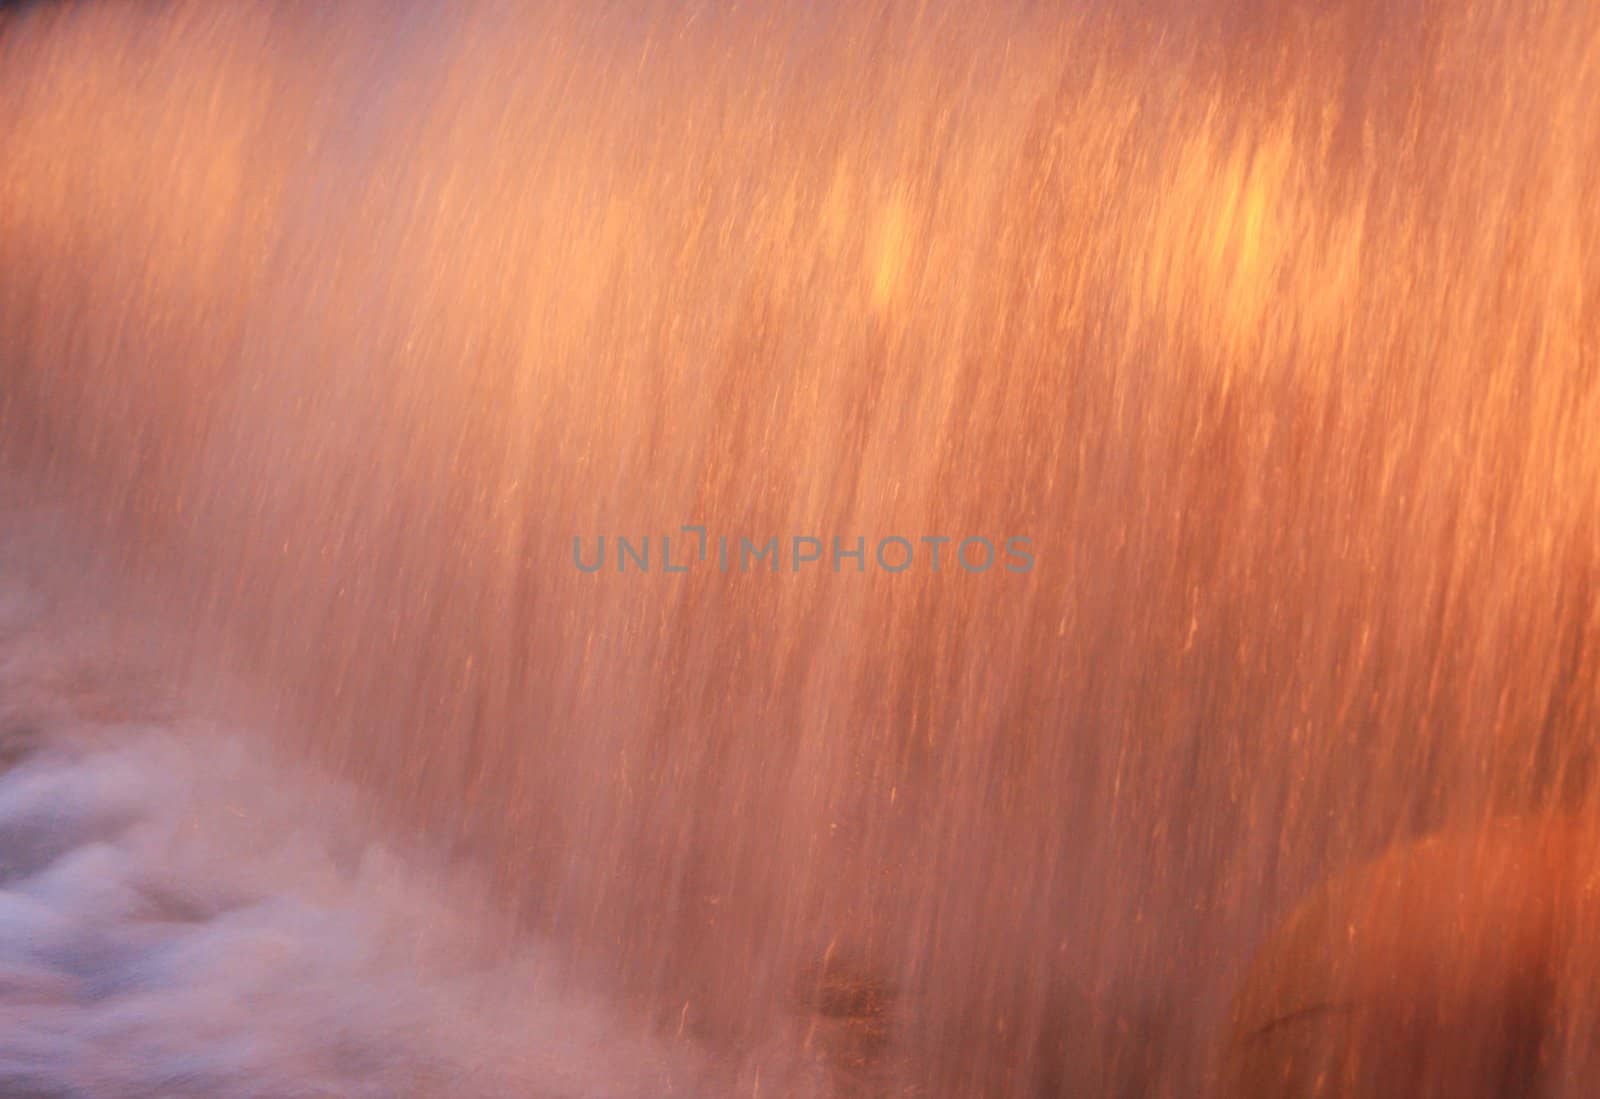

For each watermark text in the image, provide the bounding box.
[573,528,1033,574]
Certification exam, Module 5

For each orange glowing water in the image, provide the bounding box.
[0,1,1596,1094]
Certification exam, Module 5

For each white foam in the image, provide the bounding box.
[0,505,720,1099]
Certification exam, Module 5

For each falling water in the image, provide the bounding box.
[0,0,1597,1094]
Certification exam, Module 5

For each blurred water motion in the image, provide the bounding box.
[0,0,1597,1094]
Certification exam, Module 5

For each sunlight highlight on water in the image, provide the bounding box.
[1,1,1597,1094]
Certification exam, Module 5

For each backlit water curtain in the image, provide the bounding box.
[0,1,1597,1095]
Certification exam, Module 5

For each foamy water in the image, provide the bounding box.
[0,497,752,1098]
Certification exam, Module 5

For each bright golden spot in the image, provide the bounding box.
[870,188,912,310]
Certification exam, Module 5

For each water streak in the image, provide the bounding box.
[1,1,1597,1093]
